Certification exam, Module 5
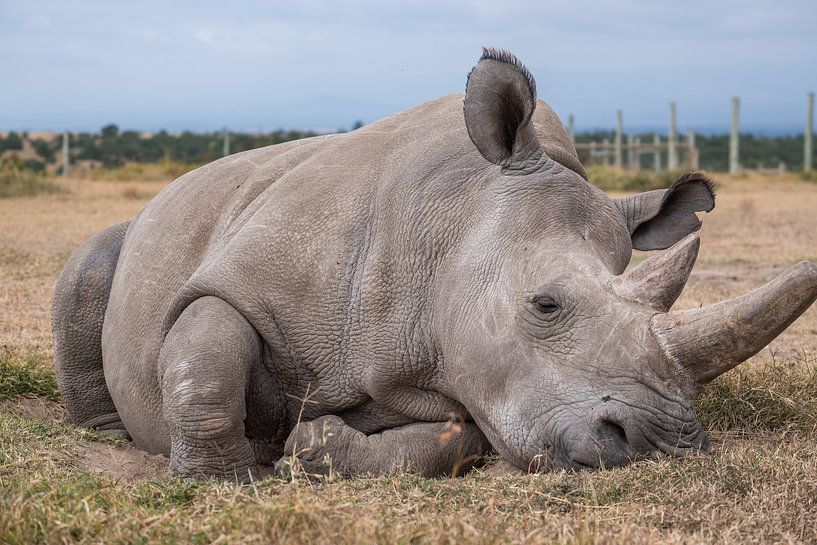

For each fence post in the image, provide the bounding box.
[729,97,740,174]
[627,134,637,170]
[614,110,623,169]
[567,114,575,145]
[806,92,814,172]
[602,138,611,166]
[223,128,230,157]
[653,133,662,172]
[62,131,70,177]
[668,102,678,170]
[687,130,699,170]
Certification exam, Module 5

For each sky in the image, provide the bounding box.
[1,0,815,134]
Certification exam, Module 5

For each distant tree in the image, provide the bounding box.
[31,139,56,162]
[352,120,364,130]
[1,132,23,152]
[23,159,46,172]
[101,124,119,138]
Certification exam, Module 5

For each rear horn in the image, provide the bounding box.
[611,233,700,312]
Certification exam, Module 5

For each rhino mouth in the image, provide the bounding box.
[557,399,708,471]
[511,390,708,473]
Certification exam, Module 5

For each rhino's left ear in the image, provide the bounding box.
[614,172,716,251]
[464,47,545,169]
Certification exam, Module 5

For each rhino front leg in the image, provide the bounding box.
[277,416,491,478]
[159,296,261,482]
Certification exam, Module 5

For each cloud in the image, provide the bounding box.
[0,0,814,132]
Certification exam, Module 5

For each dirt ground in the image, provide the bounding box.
[1,172,816,544]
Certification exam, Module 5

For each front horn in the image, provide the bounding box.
[651,261,817,387]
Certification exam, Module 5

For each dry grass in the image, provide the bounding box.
[1,171,817,544]
[586,166,689,192]
[0,159,66,199]
[89,160,201,182]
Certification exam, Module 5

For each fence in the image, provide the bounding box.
[566,93,815,174]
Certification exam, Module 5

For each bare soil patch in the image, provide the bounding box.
[77,442,170,482]
[0,396,66,423]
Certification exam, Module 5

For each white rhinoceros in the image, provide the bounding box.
[52,49,817,479]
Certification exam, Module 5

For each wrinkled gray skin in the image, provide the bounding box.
[53,49,817,480]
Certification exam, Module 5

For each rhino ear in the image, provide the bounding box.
[464,48,545,169]
[614,172,716,251]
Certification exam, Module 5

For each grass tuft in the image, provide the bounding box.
[587,166,690,192]
[0,156,67,199]
[696,359,817,434]
[0,347,60,401]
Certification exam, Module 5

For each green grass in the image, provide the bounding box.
[586,166,691,192]
[800,170,817,182]
[0,349,59,401]
[0,157,66,199]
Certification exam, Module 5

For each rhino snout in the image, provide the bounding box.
[556,401,708,471]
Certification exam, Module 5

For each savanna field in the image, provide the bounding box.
[1,169,817,544]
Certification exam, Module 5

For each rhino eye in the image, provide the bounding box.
[532,296,560,315]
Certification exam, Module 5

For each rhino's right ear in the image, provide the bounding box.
[464,48,545,169]
[614,172,716,251]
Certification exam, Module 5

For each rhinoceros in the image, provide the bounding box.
[52,48,817,480]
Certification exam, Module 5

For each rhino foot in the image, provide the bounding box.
[277,415,491,479]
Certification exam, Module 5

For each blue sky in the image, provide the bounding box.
[1,0,815,134]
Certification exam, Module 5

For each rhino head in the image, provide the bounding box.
[433,49,817,471]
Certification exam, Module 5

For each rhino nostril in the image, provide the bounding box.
[597,419,630,452]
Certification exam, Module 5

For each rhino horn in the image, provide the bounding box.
[611,233,700,312]
[651,261,817,387]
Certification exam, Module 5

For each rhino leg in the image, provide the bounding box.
[159,296,261,482]
[275,415,491,479]
[52,221,130,435]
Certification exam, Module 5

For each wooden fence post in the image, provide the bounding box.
[653,133,661,172]
[62,131,70,177]
[729,97,740,174]
[668,102,678,170]
[806,92,814,172]
[687,130,699,170]
[567,114,575,145]
[615,110,623,169]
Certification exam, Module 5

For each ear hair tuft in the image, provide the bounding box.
[467,47,537,102]
[671,171,717,203]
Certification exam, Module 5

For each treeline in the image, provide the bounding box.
[69,124,326,167]
[1,123,813,173]
[71,125,328,168]
[0,124,330,171]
